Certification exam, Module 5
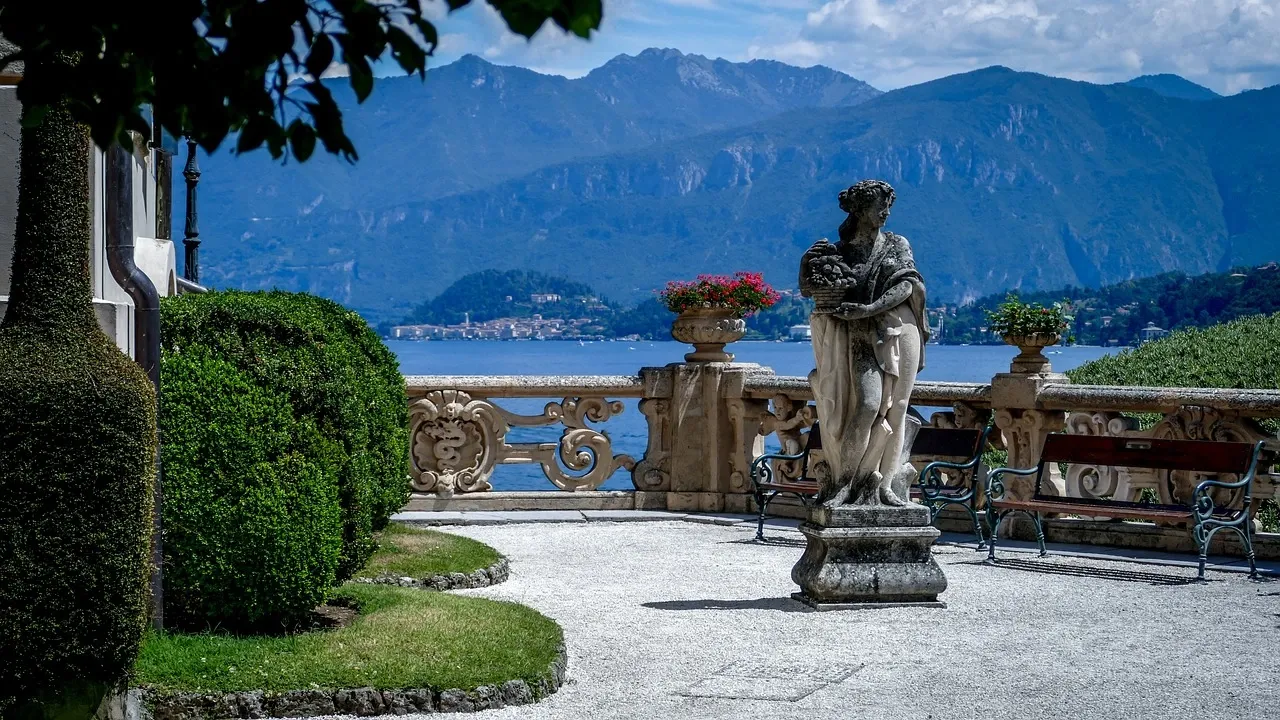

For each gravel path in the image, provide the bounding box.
[397,521,1279,720]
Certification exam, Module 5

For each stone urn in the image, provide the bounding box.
[1003,332,1061,374]
[671,307,747,362]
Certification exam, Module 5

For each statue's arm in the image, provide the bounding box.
[833,280,913,321]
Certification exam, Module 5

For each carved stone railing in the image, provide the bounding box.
[403,368,1280,535]
[741,374,1279,518]
[404,375,643,495]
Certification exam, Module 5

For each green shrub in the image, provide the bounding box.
[0,102,155,709]
[161,350,343,630]
[161,291,408,580]
[1066,313,1280,390]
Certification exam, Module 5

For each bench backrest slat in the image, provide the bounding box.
[1039,434,1255,474]
[912,427,983,458]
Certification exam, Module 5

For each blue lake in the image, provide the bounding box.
[394,340,1119,491]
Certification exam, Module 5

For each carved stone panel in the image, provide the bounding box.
[410,390,505,495]
[631,398,672,491]
[1149,406,1270,509]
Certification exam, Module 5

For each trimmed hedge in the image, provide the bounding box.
[161,291,409,582]
[160,350,343,630]
[0,101,155,708]
[1067,312,1280,391]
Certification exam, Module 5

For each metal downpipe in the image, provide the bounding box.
[104,141,164,631]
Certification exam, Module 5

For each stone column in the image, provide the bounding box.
[990,354,1069,534]
[632,362,772,513]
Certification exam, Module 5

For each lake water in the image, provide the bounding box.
[394,340,1118,491]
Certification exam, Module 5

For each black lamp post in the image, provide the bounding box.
[182,136,201,283]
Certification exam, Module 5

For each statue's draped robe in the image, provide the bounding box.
[809,232,928,504]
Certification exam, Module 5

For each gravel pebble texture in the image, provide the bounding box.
[364,520,1280,720]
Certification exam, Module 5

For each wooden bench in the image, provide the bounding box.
[984,434,1268,580]
[749,419,993,544]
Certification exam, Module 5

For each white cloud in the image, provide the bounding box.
[747,0,1280,92]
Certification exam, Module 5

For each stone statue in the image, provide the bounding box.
[790,179,946,609]
[799,179,928,508]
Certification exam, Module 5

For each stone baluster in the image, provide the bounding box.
[990,349,1069,536]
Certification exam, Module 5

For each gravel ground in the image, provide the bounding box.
[363,521,1280,720]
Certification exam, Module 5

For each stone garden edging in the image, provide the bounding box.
[101,643,568,720]
[352,556,510,591]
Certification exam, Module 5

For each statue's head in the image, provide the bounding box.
[838,179,896,232]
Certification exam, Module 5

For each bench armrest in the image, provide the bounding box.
[750,451,807,489]
[1192,440,1266,523]
[985,466,1039,501]
[918,458,979,498]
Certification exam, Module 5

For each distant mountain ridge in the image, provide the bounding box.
[1123,74,1221,101]
[188,55,1279,323]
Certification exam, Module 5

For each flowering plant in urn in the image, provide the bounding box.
[985,294,1073,373]
[659,271,781,317]
[660,272,780,362]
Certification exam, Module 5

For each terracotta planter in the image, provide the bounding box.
[671,307,747,363]
[1003,332,1061,374]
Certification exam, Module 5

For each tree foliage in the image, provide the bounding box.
[940,264,1280,346]
[0,0,603,159]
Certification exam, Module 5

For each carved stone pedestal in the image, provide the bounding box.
[791,504,947,610]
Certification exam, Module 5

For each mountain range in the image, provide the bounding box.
[186,49,1279,323]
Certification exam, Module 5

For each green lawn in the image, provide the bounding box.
[354,523,502,580]
[134,584,562,693]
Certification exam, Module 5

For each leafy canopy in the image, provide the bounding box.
[0,0,603,160]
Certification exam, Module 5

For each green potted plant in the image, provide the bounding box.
[985,295,1072,373]
[660,272,780,362]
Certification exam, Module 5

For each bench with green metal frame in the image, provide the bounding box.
[914,423,996,548]
[984,433,1268,580]
[749,419,994,544]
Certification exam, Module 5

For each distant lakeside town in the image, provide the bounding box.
[385,263,1280,346]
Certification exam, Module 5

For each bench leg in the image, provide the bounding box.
[1194,520,1212,582]
[1032,512,1048,557]
[755,492,768,541]
[1244,522,1259,580]
[985,511,1001,564]
[963,504,987,550]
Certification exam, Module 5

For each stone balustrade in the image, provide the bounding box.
[404,375,642,495]
[404,360,1279,554]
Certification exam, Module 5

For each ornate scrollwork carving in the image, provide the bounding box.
[930,401,991,432]
[632,398,672,491]
[1150,406,1270,508]
[1062,411,1141,504]
[410,390,506,495]
[411,391,635,495]
[994,408,1066,500]
[506,426,636,492]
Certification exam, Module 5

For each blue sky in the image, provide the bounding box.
[362,0,1280,94]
